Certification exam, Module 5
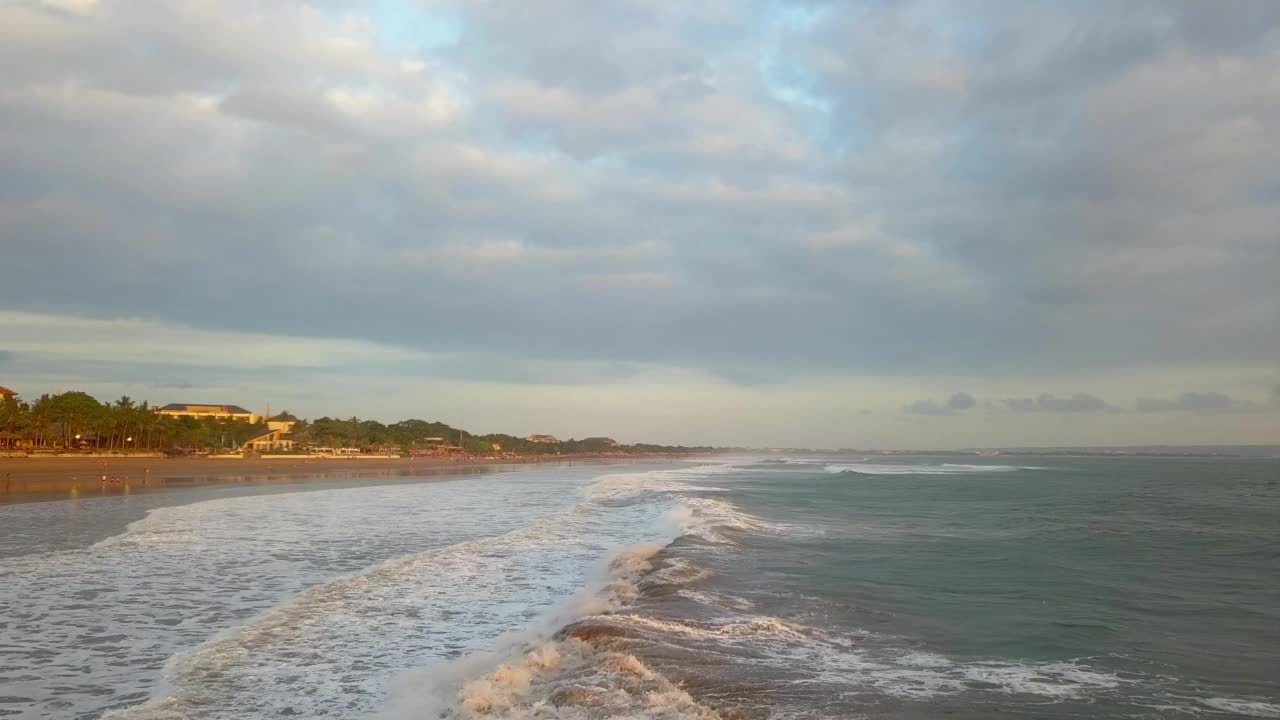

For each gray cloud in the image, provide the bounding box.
[0,0,1276,393]
[1002,393,1115,413]
[905,399,950,416]
[1135,392,1252,414]
[905,393,977,416]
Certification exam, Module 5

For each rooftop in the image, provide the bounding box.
[0,386,15,397]
[159,403,255,415]
[244,428,286,442]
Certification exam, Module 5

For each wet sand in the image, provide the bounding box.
[0,454,672,503]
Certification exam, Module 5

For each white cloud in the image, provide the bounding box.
[1,1,1278,446]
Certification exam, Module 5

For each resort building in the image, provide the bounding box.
[157,403,260,423]
[242,427,295,453]
[242,413,299,453]
[266,413,297,433]
[526,434,560,444]
[0,386,16,400]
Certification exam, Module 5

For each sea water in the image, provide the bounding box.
[0,456,1276,718]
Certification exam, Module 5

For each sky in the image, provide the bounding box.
[1,0,1278,448]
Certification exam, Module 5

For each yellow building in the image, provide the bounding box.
[242,428,295,453]
[157,403,260,423]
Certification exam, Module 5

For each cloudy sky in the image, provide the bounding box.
[2,0,1278,448]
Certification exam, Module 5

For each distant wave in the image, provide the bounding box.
[825,462,1029,475]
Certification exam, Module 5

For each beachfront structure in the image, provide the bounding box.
[157,403,260,423]
[242,427,295,453]
[526,434,560,444]
[240,414,299,452]
[0,386,15,400]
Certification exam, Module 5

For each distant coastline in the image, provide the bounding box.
[0,388,719,458]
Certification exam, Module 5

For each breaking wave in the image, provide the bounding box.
[825,462,1031,475]
[375,464,776,719]
[55,464,739,720]
[377,542,725,720]
[380,546,1152,720]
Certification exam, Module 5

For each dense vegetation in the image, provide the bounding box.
[0,390,716,455]
[0,392,264,451]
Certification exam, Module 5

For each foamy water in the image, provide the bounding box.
[3,457,1276,719]
[0,465,688,719]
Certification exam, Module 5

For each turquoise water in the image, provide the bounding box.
[610,456,1280,718]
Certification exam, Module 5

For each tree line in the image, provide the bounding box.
[0,392,263,451]
[0,390,717,455]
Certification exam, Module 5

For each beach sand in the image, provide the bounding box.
[0,454,660,502]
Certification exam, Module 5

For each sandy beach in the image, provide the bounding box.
[0,454,666,502]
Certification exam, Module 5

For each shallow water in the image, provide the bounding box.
[1,456,1276,719]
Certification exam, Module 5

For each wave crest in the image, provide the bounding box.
[825,462,1029,475]
[379,539,724,720]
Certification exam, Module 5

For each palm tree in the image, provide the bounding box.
[110,396,136,451]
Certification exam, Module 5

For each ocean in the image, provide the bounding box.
[0,456,1276,719]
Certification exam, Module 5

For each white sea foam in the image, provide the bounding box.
[415,638,722,720]
[375,536,722,720]
[584,465,782,545]
[1200,698,1280,718]
[2,463,738,720]
[372,464,762,720]
[581,612,1135,704]
[374,538,674,719]
[825,462,1027,475]
[676,587,756,611]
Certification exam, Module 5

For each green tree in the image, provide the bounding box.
[45,391,104,448]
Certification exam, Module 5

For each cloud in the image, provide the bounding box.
[1002,393,1115,413]
[0,0,1277,387]
[908,391,977,415]
[904,399,951,416]
[1135,391,1253,414]
[0,1,1277,446]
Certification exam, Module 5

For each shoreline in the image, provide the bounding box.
[0,454,693,504]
